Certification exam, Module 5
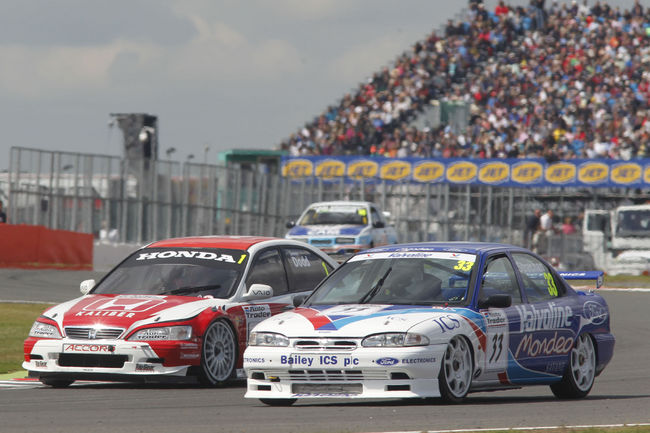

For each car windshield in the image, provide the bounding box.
[91,248,249,298]
[298,204,368,226]
[305,251,476,306]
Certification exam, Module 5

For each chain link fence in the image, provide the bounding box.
[6,147,649,267]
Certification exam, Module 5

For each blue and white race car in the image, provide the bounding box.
[285,201,398,254]
[244,242,614,405]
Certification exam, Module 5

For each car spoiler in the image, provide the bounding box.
[558,271,604,288]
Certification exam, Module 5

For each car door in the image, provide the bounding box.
[369,205,387,246]
[475,253,523,385]
[509,252,575,378]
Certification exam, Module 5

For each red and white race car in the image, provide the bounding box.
[23,236,337,387]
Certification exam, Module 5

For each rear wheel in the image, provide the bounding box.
[259,398,297,406]
[197,320,237,387]
[550,333,596,399]
[40,377,74,388]
[438,336,473,403]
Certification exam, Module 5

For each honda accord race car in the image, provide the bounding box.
[285,201,398,254]
[244,242,614,405]
[23,236,337,387]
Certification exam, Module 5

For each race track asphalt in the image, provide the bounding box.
[0,270,648,433]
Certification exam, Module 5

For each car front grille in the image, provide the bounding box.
[310,239,332,246]
[58,354,128,368]
[64,327,124,340]
[262,369,390,381]
[293,339,358,351]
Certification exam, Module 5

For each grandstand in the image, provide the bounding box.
[279,0,650,162]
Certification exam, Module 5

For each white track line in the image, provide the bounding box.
[373,423,650,433]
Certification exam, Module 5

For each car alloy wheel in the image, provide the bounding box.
[551,333,596,399]
[438,335,473,403]
[198,320,237,386]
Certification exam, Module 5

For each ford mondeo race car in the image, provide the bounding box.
[23,236,337,387]
[244,242,614,405]
[285,201,398,254]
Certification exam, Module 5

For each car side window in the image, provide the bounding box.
[370,207,382,226]
[282,247,334,293]
[479,254,522,305]
[245,248,289,296]
[511,253,564,303]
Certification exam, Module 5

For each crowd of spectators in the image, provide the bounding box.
[280,0,650,162]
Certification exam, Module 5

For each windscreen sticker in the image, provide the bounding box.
[349,251,476,262]
[453,260,474,271]
[135,250,236,263]
[357,208,367,216]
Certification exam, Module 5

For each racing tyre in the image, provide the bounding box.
[197,320,237,387]
[550,333,596,399]
[259,398,297,406]
[40,377,74,388]
[438,336,473,404]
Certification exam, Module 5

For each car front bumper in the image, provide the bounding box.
[23,337,201,378]
[243,344,447,399]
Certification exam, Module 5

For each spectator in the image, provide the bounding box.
[562,216,577,234]
[524,208,541,250]
[278,1,650,164]
[0,200,7,224]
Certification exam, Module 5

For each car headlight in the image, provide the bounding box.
[249,332,289,347]
[29,321,62,339]
[127,325,192,341]
[362,332,429,347]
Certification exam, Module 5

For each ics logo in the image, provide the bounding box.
[375,357,399,366]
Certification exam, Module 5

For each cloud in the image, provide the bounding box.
[0,16,302,99]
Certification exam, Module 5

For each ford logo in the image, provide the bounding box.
[583,301,608,325]
[376,357,399,366]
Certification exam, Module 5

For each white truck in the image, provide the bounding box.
[583,204,650,275]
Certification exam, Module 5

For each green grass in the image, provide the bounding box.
[0,302,51,374]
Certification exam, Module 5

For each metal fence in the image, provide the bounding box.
[6,147,650,265]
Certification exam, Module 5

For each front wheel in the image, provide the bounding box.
[438,335,473,403]
[550,333,596,399]
[197,320,237,387]
[260,398,297,406]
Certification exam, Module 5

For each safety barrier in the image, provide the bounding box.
[0,224,93,270]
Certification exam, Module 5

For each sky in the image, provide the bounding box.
[0,0,641,170]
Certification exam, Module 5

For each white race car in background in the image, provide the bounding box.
[285,201,398,254]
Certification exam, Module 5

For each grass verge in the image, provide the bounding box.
[0,302,50,374]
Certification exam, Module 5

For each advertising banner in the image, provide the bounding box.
[282,156,650,188]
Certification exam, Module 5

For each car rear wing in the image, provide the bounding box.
[558,271,604,288]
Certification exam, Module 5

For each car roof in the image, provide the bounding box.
[306,201,376,207]
[364,241,528,255]
[146,236,280,250]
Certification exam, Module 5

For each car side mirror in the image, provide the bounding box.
[478,294,512,309]
[292,294,308,308]
[80,279,95,295]
[286,221,296,229]
[372,220,385,228]
[243,284,273,301]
